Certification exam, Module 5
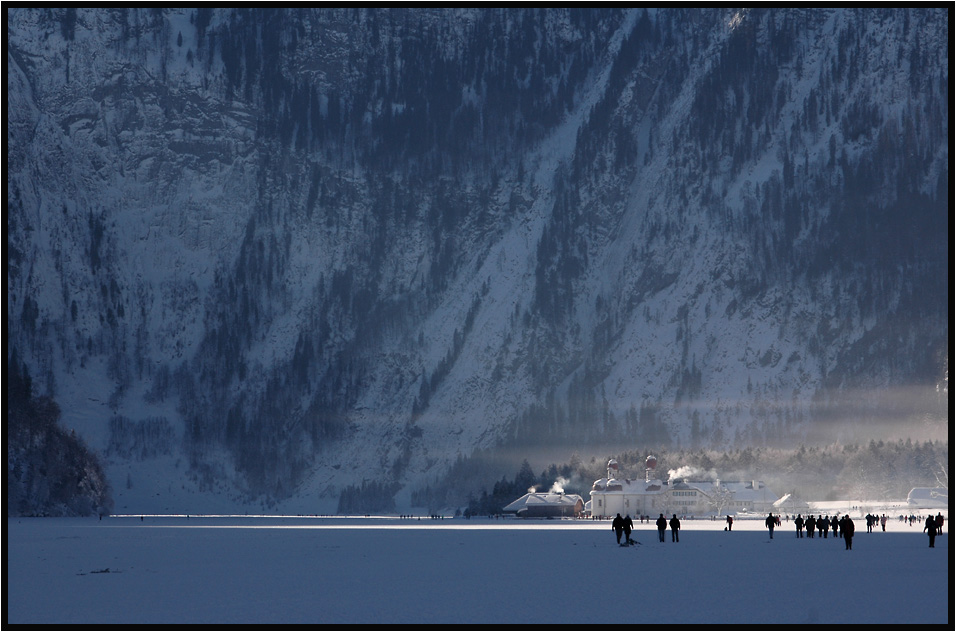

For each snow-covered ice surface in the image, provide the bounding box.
[6,515,950,626]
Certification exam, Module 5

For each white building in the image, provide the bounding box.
[588,458,669,518]
[587,458,780,518]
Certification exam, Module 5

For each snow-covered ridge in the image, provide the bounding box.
[6,8,948,514]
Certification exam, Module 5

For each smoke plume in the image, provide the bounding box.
[667,465,718,481]
[549,477,569,494]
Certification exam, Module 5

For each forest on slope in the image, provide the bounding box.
[6,8,948,513]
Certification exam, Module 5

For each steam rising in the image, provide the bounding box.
[549,477,569,494]
[667,465,718,481]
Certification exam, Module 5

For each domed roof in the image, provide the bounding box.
[591,479,606,491]
[605,478,623,491]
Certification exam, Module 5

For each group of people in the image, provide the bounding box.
[793,514,840,538]
[902,513,943,528]
[791,514,856,548]
[611,511,945,549]
[611,513,636,546]
[863,514,888,532]
[656,513,681,542]
[611,513,684,545]
[921,513,944,534]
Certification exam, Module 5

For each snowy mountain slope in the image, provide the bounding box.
[6,8,948,513]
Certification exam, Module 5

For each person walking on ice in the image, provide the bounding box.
[924,515,938,548]
[765,512,776,539]
[656,513,667,542]
[670,514,681,542]
[840,514,855,550]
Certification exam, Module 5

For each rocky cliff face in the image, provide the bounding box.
[7,8,948,511]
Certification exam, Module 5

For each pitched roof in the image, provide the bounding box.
[719,481,777,503]
[502,492,584,513]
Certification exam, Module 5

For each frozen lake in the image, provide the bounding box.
[6,514,950,626]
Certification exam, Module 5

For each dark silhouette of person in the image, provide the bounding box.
[935,513,944,535]
[670,514,681,542]
[831,515,839,538]
[726,515,733,531]
[624,514,634,545]
[840,515,855,550]
[656,513,667,542]
[612,513,625,545]
[794,514,804,537]
[821,515,829,538]
[765,512,776,539]
[924,515,938,548]
[806,514,816,538]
